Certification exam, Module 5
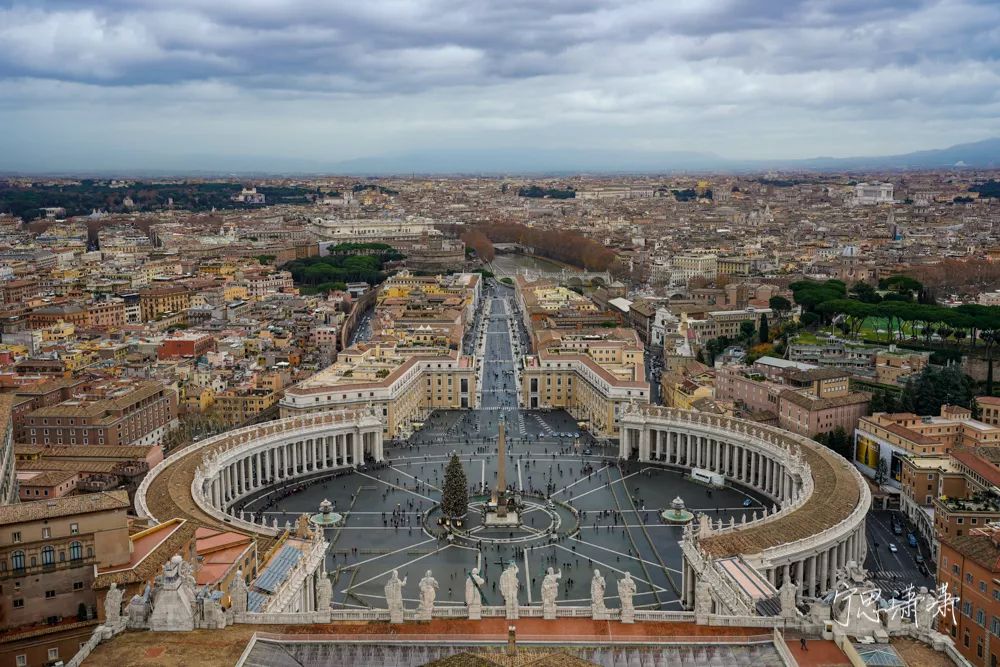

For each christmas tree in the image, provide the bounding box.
[442,453,469,520]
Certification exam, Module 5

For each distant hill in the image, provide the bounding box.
[4,138,997,176]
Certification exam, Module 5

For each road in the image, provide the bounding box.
[864,509,935,597]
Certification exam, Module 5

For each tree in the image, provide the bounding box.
[441,453,468,521]
[758,313,769,343]
[815,426,851,460]
[769,296,792,322]
[739,320,757,342]
[899,365,974,416]
[875,458,889,487]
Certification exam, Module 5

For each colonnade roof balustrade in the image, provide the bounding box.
[136,410,375,543]
[629,406,865,559]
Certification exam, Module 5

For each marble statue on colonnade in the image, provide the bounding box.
[104,583,123,626]
[500,563,520,619]
[465,568,486,620]
[417,570,438,620]
[317,574,333,612]
[591,569,608,620]
[385,569,407,624]
[541,567,562,620]
[618,572,636,623]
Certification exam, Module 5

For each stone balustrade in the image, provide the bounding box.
[136,409,385,532]
[620,405,869,612]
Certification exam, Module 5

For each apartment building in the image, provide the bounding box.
[715,357,869,438]
[681,307,772,343]
[280,346,477,438]
[0,396,16,505]
[22,381,178,448]
[521,329,649,437]
[855,405,1000,488]
[979,397,1000,427]
[937,524,1000,666]
[0,491,131,667]
[138,285,192,322]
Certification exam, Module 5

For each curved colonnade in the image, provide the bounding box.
[136,410,385,538]
[620,406,870,615]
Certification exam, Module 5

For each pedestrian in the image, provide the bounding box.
[800,638,808,651]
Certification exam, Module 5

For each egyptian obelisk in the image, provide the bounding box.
[496,415,507,516]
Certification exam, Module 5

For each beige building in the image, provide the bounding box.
[0,491,131,667]
[280,346,477,438]
[521,329,649,437]
[1,395,16,505]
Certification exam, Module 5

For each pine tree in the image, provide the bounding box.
[442,453,468,520]
[759,313,769,344]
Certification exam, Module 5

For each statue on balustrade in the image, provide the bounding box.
[417,570,438,620]
[104,583,124,626]
[541,567,562,619]
[317,574,333,612]
[618,572,636,623]
[500,562,520,619]
[385,569,407,623]
[591,569,608,619]
[229,570,249,615]
[465,567,486,619]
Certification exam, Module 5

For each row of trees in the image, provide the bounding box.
[475,222,617,272]
[790,277,1000,393]
[460,229,495,261]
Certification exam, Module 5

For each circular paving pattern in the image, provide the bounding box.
[237,409,771,613]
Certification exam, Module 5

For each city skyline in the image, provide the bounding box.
[1,0,999,172]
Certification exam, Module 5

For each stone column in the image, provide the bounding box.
[819,549,829,595]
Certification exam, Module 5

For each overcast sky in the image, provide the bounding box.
[1,0,998,171]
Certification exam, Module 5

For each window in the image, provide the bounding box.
[11,551,24,571]
[42,546,54,566]
[12,598,23,608]
[964,601,973,617]
[70,522,79,535]
[48,648,59,661]
[69,541,82,561]
[982,581,988,593]
[45,590,55,599]
[967,573,974,584]
[15,656,26,667]
[11,531,20,543]
[979,609,987,626]
[73,581,84,591]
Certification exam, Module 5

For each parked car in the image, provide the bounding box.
[915,555,925,565]
[742,498,753,507]
[889,544,899,553]
[907,533,918,548]
[892,524,903,535]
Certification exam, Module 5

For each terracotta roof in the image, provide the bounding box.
[940,532,1000,572]
[700,430,862,558]
[978,397,1000,406]
[93,519,199,588]
[0,489,129,526]
[779,389,870,410]
[17,469,78,486]
[951,447,1000,487]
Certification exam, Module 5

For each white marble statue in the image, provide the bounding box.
[317,574,333,612]
[417,570,438,620]
[618,572,636,623]
[500,563,520,619]
[591,569,608,619]
[466,568,486,620]
[541,567,562,619]
[104,582,124,625]
[229,570,248,615]
[385,569,407,624]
